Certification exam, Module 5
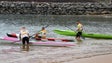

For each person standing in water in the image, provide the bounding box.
[76,21,83,41]
[19,27,29,51]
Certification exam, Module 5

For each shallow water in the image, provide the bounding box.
[0,15,112,63]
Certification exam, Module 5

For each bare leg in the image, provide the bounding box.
[26,44,29,51]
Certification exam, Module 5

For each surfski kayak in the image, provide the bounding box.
[7,33,74,42]
[0,36,75,47]
[53,29,112,39]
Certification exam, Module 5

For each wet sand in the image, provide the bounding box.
[67,54,112,63]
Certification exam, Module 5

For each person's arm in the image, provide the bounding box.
[28,33,30,38]
[19,33,21,40]
[76,25,79,31]
[38,30,42,34]
[27,30,30,38]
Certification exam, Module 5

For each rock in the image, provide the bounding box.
[0,1,111,15]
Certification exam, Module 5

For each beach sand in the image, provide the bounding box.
[66,54,112,63]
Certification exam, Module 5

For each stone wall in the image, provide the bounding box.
[0,1,112,15]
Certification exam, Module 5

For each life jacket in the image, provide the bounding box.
[77,23,83,32]
[38,30,47,39]
[20,30,29,38]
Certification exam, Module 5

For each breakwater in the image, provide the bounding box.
[0,1,112,15]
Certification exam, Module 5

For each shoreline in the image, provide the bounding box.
[68,54,112,63]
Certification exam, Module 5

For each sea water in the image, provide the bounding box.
[0,15,112,63]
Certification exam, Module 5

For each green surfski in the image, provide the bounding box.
[53,29,112,39]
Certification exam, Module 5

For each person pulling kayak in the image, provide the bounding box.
[19,27,30,51]
[76,21,83,41]
[35,27,47,40]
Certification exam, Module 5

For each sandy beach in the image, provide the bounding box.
[67,54,112,63]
